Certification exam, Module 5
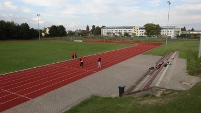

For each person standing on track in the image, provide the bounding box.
[98,56,101,68]
[80,56,84,67]
[71,52,75,59]
[75,52,77,60]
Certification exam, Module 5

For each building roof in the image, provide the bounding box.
[160,26,178,29]
[102,26,135,29]
[102,26,179,30]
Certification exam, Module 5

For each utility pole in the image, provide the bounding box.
[166,1,171,45]
[37,14,40,40]
[199,35,201,58]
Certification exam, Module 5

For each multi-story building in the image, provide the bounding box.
[133,26,146,37]
[160,26,181,38]
[101,26,134,37]
[101,26,181,38]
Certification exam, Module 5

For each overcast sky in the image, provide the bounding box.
[0,0,201,31]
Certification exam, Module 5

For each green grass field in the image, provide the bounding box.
[0,40,132,74]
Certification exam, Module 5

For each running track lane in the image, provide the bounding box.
[0,42,162,112]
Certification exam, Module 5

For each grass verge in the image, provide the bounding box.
[65,82,201,113]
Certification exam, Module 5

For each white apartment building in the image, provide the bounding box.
[101,26,181,38]
[101,26,134,37]
[160,26,181,38]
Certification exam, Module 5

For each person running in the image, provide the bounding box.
[98,56,101,68]
[71,52,74,59]
[80,56,84,67]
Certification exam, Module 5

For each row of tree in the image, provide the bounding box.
[0,19,103,40]
[90,25,104,35]
[43,25,66,37]
[0,20,39,40]
[66,25,103,37]
[42,24,103,37]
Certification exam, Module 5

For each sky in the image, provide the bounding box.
[0,0,201,31]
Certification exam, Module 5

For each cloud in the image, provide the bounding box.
[1,0,201,30]
[32,17,44,24]
[148,0,161,6]
[3,1,18,10]
[172,4,201,24]
[22,8,32,13]
[19,0,70,7]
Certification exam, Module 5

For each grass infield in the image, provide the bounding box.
[0,40,133,74]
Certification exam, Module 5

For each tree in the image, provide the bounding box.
[181,26,186,31]
[144,23,161,37]
[0,20,7,40]
[49,25,57,37]
[57,25,66,37]
[124,32,129,37]
[29,28,38,39]
[0,20,38,40]
[93,26,101,35]
[91,25,95,34]
[49,25,66,37]
[20,23,30,39]
[86,25,89,32]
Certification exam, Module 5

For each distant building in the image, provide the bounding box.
[181,30,201,34]
[101,26,134,37]
[160,26,181,38]
[101,26,182,38]
[46,27,51,34]
[42,27,51,36]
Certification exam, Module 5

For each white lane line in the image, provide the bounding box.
[0,89,31,106]
[1,89,32,100]
[0,96,20,105]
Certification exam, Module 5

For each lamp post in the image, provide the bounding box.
[37,14,40,40]
[199,34,201,58]
[166,1,171,45]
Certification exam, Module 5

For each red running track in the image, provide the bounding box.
[0,41,162,112]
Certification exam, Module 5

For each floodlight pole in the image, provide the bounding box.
[37,14,40,40]
[199,34,201,58]
[166,1,171,45]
